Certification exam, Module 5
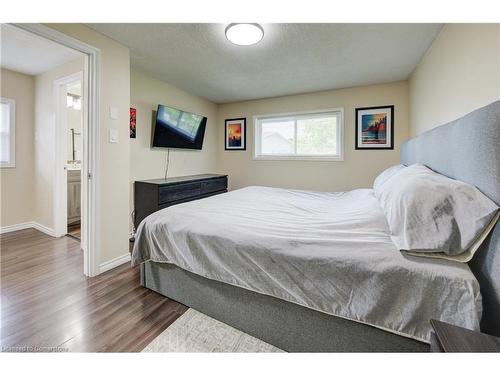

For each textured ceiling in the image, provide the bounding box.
[87,23,442,104]
[0,24,82,76]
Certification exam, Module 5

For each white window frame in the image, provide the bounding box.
[253,108,344,161]
[0,97,16,168]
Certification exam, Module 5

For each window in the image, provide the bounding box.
[254,109,343,161]
[0,97,15,168]
[66,93,82,110]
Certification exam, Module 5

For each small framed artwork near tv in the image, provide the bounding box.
[225,118,246,150]
[130,107,136,138]
[355,105,394,150]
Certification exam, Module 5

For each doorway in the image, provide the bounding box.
[12,23,101,276]
[54,74,83,242]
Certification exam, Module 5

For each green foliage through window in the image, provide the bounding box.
[256,111,341,158]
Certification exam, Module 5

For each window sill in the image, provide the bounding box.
[253,155,343,162]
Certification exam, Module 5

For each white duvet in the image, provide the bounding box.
[132,186,482,343]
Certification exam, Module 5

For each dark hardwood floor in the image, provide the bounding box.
[67,222,81,241]
[0,228,188,352]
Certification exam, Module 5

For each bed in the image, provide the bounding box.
[132,100,500,352]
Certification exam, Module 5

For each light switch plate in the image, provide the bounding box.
[109,106,119,120]
[109,128,119,143]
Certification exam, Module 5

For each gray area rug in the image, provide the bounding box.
[142,308,285,352]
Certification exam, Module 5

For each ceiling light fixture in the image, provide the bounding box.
[225,23,264,46]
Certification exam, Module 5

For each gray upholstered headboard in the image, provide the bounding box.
[401,100,500,337]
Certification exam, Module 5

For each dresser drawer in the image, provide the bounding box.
[135,174,228,228]
[201,177,227,194]
[159,181,202,204]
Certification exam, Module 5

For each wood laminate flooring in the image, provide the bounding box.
[67,223,81,241]
[0,228,188,352]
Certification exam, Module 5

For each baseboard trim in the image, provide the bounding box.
[98,252,131,274]
[0,221,56,236]
[0,222,34,234]
[32,222,56,237]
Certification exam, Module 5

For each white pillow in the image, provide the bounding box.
[375,163,499,258]
[373,164,405,191]
[401,211,499,262]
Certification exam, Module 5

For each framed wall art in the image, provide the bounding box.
[225,117,246,150]
[355,105,394,150]
[130,107,136,138]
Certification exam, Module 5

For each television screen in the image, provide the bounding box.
[152,104,207,149]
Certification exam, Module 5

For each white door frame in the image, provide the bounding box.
[13,23,101,277]
[53,72,83,239]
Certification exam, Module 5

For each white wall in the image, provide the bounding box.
[67,85,82,161]
[67,107,82,161]
[0,68,35,227]
[216,81,409,192]
[34,57,85,230]
[409,24,500,136]
[48,24,131,265]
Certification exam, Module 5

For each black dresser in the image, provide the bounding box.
[134,174,228,228]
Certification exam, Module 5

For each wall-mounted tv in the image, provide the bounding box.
[152,104,207,150]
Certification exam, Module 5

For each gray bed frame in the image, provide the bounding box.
[140,100,500,352]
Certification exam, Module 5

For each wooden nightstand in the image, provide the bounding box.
[430,319,500,352]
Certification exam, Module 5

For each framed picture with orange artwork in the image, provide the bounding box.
[225,118,246,150]
[355,105,394,150]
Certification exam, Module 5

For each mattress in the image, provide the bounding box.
[132,186,482,343]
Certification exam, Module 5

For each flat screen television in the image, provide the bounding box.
[152,104,207,150]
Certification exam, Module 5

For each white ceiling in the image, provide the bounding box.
[87,23,442,104]
[0,24,82,76]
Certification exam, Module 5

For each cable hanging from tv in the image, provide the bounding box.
[164,149,170,180]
